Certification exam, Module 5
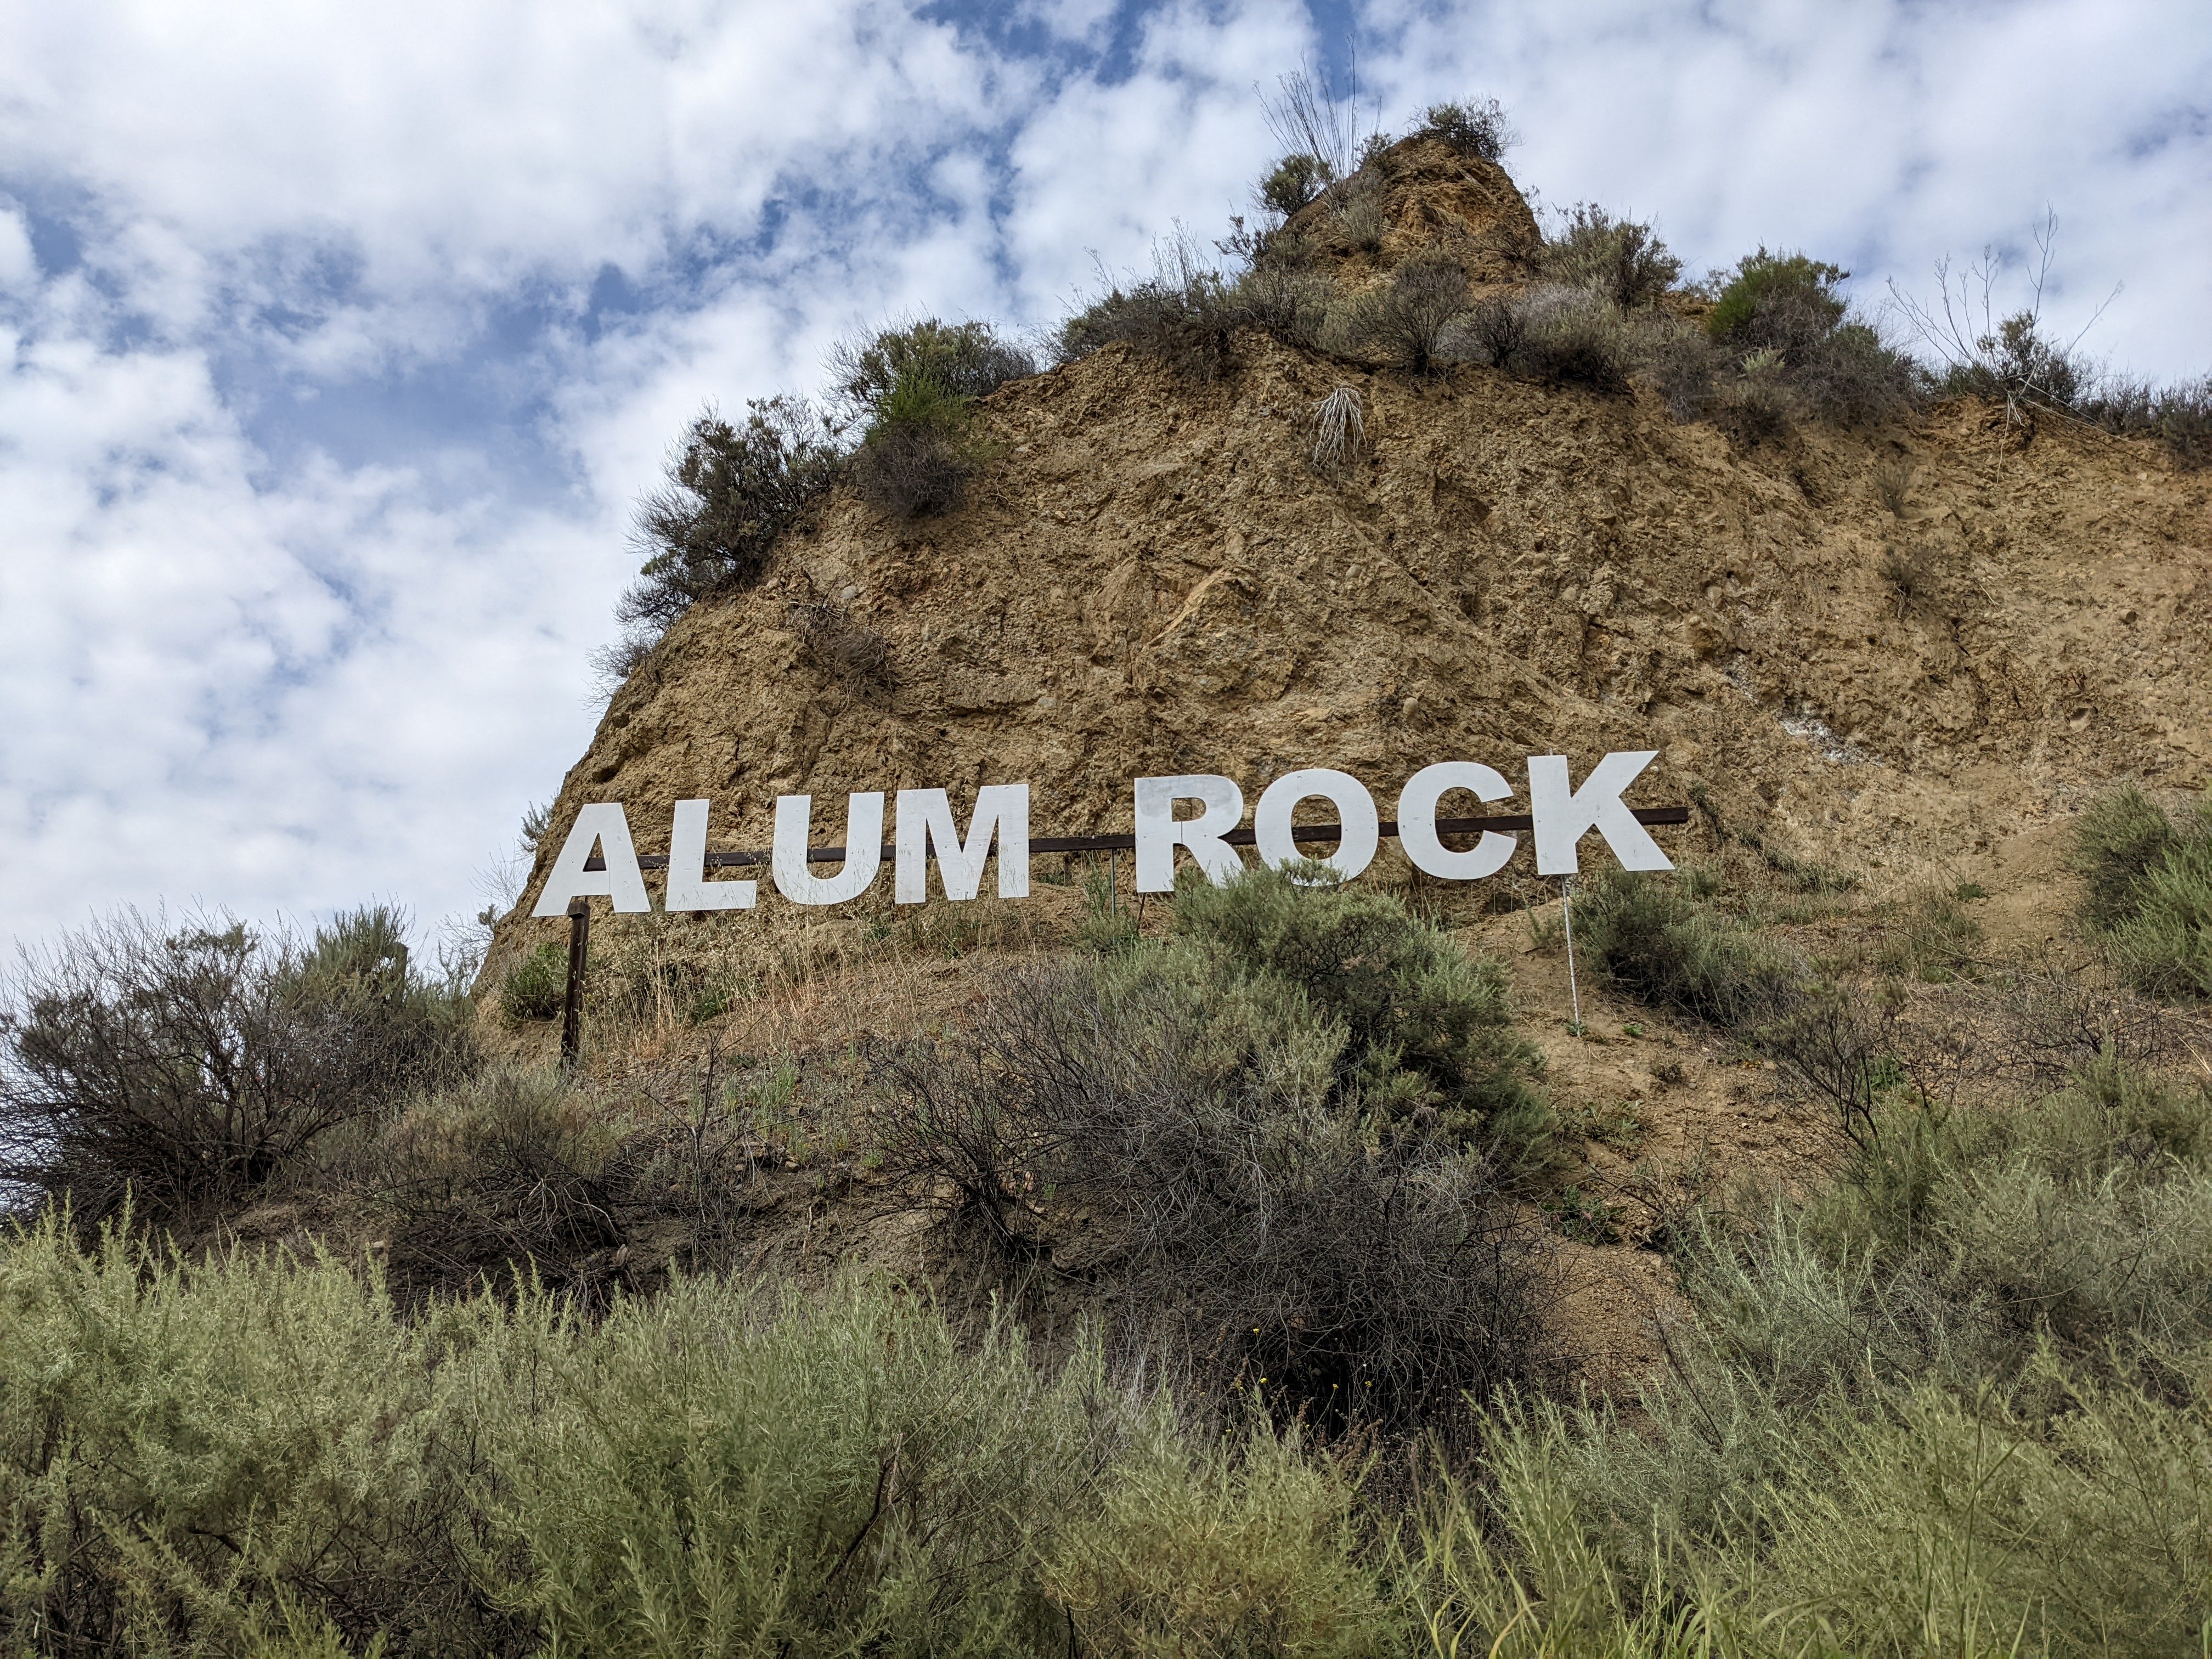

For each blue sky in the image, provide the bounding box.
[2,0,2207,954]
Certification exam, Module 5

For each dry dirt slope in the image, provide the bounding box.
[493,322,2208,965]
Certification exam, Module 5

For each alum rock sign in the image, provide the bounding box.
[533,750,1681,918]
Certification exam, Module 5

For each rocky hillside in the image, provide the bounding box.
[495,164,2208,964]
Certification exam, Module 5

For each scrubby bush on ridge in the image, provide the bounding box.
[834,318,1035,520]
[1416,98,1515,161]
[1538,204,1681,310]
[608,396,844,678]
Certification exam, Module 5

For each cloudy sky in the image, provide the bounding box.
[3,0,2207,955]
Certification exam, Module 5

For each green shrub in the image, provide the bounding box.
[1058,266,1241,382]
[619,397,843,640]
[2085,373,2212,469]
[1,906,477,1226]
[1537,205,1680,309]
[1569,868,1799,1028]
[1259,152,1331,216]
[832,319,1032,521]
[1416,99,1514,161]
[829,317,1033,418]
[1936,308,2085,411]
[479,1274,1130,1658]
[1463,1053,2212,1657]
[0,1223,1406,1658]
[2072,785,2212,999]
[2073,782,2186,929]
[851,380,973,517]
[1174,862,1545,1148]
[499,939,567,1021]
[2107,830,2212,1000]
[1059,226,1330,382]
[0,1217,515,1656]
[1042,1417,1387,1658]
[1706,249,1848,345]
[365,1064,631,1302]
[1699,250,1920,427]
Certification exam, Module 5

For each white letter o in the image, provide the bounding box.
[1253,769,1379,884]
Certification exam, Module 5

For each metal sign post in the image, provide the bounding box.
[1561,876,1583,1034]
[560,898,591,1069]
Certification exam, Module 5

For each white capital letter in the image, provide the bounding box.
[1253,768,1379,883]
[773,793,885,905]
[532,803,652,916]
[895,786,1030,903]
[666,799,757,912]
[1398,763,1517,881]
[1133,775,1244,891]
[1528,751,1672,876]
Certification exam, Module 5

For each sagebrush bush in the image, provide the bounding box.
[1344,251,1469,374]
[2073,785,2212,999]
[619,398,842,641]
[365,1064,631,1302]
[1232,259,1338,348]
[1474,1053,2212,1657]
[1537,205,1680,309]
[0,1228,1400,1658]
[1936,308,2085,412]
[1058,256,1243,382]
[1175,862,1545,1148]
[850,374,974,517]
[872,867,1554,1437]
[870,957,1553,1441]
[1570,867,1801,1028]
[1,906,476,1225]
[480,1274,1128,1657]
[836,320,1032,520]
[1696,249,1920,428]
[828,317,1034,419]
[1042,1417,1387,1657]
[0,1217,517,1656]
[1706,249,1848,345]
[2086,373,2212,469]
[2070,784,2177,930]
[1259,152,1330,216]
[499,939,567,1021]
[1449,285,1639,393]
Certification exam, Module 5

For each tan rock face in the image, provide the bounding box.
[492,177,2210,973]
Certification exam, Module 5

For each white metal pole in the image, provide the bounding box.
[1561,876,1582,1031]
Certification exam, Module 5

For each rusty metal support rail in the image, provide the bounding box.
[583,804,1691,870]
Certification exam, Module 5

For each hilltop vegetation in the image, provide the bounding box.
[6,85,2212,1657]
